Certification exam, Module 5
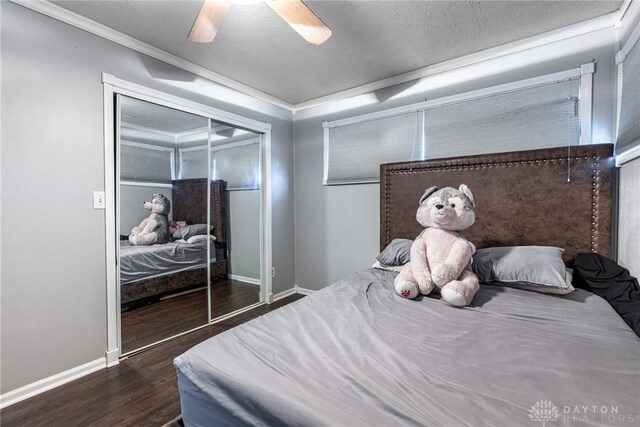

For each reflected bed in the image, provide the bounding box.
[120,179,228,307]
[120,240,215,285]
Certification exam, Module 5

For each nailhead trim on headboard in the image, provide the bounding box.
[380,145,615,262]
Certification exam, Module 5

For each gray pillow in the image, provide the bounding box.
[376,239,413,266]
[472,246,570,291]
[172,224,213,240]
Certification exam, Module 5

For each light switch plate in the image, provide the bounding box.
[93,191,105,209]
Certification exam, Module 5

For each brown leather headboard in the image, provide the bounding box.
[172,179,227,243]
[380,144,616,265]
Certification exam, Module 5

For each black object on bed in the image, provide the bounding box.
[574,253,640,337]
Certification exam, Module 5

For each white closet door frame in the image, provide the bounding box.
[102,73,273,366]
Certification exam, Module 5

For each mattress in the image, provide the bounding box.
[119,240,215,284]
[174,268,640,427]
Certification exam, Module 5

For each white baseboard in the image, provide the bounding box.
[105,349,120,367]
[228,274,261,285]
[294,285,315,296]
[272,287,297,302]
[0,357,106,409]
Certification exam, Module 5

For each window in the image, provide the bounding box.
[324,66,592,185]
[120,142,174,183]
[211,139,261,190]
[324,112,421,184]
[616,31,640,158]
[178,139,261,190]
[178,146,208,180]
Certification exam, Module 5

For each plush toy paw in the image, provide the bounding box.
[431,263,459,287]
[129,234,144,246]
[441,281,472,307]
[395,280,419,299]
[416,274,435,295]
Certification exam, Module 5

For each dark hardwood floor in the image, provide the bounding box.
[121,279,260,353]
[0,294,304,427]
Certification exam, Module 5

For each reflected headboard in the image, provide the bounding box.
[380,144,616,265]
[172,179,227,244]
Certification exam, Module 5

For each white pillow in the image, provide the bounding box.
[372,260,404,273]
[176,235,216,244]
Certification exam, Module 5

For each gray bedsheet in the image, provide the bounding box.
[175,269,640,427]
[119,240,214,284]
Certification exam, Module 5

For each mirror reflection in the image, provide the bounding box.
[119,96,210,354]
[118,96,262,355]
[209,120,261,319]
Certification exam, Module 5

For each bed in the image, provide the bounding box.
[174,144,640,426]
[120,179,228,306]
[120,239,216,283]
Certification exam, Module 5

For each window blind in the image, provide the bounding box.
[120,143,173,183]
[325,112,421,184]
[324,74,582,185]
[423,78,580,159]
[212,141,260,190]
[617,37,640,153]
[179,147,208,179]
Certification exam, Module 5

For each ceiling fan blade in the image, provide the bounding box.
[265,0,332,45]
[188,0,232,43]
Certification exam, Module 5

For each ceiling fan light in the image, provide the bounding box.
[230,0,262,5]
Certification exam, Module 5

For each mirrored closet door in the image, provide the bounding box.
[208,120,262,319]
[116,95,264,355]
[118,95,211,354]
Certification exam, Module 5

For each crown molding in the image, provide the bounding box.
[9,0,294,112]
[13,0,627,115]
[292,11,620,113]
[618,0,634,22]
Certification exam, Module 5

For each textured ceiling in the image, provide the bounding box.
[121,95,207,133]
[53,1,622,105]
[120,96,257,146]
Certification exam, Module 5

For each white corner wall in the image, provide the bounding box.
[294,26,619,291]
[617,157,640,278]
[0,1,295,394]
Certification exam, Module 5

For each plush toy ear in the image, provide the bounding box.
[459,184,475,207]
[419,186,439,205]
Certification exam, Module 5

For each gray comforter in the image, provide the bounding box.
[119,240,214,284]
[175,269,640,427]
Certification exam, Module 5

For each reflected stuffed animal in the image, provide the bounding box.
[129,193,171,246]
[394,185,479,307]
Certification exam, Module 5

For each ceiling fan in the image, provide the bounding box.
[188,0,332,45]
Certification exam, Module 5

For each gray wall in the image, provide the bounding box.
[1,1,294,393]
[294,27,618,290]
[227,191,261,281]
[120,186,173,235]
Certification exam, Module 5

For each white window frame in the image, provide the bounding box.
[322,64,594,185]
[615,20,640,166]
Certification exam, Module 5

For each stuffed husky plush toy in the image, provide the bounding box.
[394,185,479,307]
[129,193,171,246]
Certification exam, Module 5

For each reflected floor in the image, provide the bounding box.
[121,279,260,354]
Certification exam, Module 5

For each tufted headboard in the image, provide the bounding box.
[172,179,227,243]
[380,144,616,265]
